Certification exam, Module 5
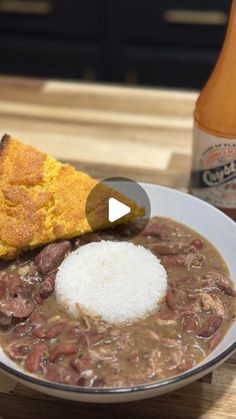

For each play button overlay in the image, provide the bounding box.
[108,198,131,222]
[86,177,151,240]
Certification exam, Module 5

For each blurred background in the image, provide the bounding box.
[0,0,232,89]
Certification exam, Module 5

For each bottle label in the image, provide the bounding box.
[191,125,236,208]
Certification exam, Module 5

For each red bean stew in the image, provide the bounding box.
[0,217,235,387]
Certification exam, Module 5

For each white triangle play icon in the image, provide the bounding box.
[108,197,131,223]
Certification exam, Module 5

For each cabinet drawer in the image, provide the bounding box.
[0,35,101,80]
[121,0,231,47]
[122,46,218,89]
[0,0,100,40]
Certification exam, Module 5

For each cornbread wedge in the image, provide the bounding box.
[0,135,143,260]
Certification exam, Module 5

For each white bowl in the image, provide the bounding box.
[0,183,236,403]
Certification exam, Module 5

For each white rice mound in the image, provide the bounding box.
[55,241,167,324]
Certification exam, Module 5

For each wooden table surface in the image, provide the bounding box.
[0,76,235,419]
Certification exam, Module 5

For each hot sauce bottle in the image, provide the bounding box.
[190,0,236,220]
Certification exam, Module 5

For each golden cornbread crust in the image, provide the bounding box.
[0,135,142,260]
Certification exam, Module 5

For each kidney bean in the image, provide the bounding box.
[70,357,92,374]
[209,330,223,350]
[70,358,82,373]
[191,239,204,250]
[128,351,139,368]
[46,364,64,383]
[166,287,175,310]
[39,273,56,298]
[8,344,30,359]
[76,376,87,386]
[30,311,46,327]
[67,326,84,338]
[198,316,223,338]
[143,222,171,239]
[35,241,71,274]
[150,243,180,256]
[218,285,236,297]
[45,323,65,339]
[178,360,194,372]
[161,255,185,268]
[25,343,46,373]
[32,322,65,339]
[0,281,6,299]
[49,344,77,362]
[159,311,175,320]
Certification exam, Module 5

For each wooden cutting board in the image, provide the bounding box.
[0,76,235,419]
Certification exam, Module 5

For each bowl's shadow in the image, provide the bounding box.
[2,354,236,419]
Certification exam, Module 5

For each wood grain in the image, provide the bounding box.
[0,76,235,419]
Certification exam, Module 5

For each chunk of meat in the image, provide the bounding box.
[25,344,46,373]
[198,315,223,338]
[181,315,198,332]
[0,298,35,320]
[147,330,160,341]
[0,310,12,326]
[166,287,175,310]
[15,285,33,301]
[39,273,56,298]
[34,241,71,274]
[49,344,77,362]
[8,344,30,359]
[79,332,105,348]
[203,271,231,288]
[11,323,32,338]
[8,274,21,296]
[198,293,226,319]
[160,338,179,348]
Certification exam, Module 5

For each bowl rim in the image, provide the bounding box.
[0,339,236,395]
[1,183,236,395]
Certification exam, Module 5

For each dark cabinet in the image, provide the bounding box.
[0,0,232,88]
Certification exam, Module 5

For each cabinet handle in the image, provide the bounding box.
[0,0,52,15]
[163,9,227,26]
